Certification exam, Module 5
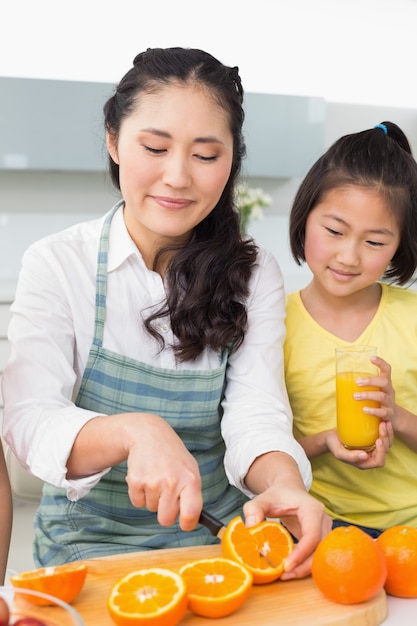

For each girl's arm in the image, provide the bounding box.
[388,405,417,452]
[299,424,393,468]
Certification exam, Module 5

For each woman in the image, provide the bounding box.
[2,47,328,576]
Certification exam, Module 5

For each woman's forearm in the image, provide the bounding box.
[66,413,133,478]
[244,450,308,494]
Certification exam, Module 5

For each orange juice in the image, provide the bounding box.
[336,371,380,450]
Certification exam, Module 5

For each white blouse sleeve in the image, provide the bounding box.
[2,236,110,500]
[221,247,312,496]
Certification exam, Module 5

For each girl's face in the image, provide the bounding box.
[304,186,401,297]
[106,82,234,267]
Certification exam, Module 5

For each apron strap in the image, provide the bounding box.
[93,200,124,347]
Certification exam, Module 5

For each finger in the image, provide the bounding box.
[145,489,162,513]
[378,422,392,452]
[178,484,203,532]
[126,473,162,511]
[281,555,313,580]
[243,496,275,528]
[374,437,388,458]
[157,491,180,527]
[283,534,318,577]
[373,356,391,376]
[128,486,147,509]
[386,420,394,445]
[282,510,331,578]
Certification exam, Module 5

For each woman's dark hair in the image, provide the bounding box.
[289,121,417,285]
[103,47,258,360]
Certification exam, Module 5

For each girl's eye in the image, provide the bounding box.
[366,240,384,247]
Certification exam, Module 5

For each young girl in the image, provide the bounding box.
[2,47,328,576]
[285,121,417,537]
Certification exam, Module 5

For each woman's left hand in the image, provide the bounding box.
[243,452,332,580]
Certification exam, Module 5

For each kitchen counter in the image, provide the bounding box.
[384,595,417,624]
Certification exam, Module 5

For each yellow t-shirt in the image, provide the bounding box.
[285,283,417,530]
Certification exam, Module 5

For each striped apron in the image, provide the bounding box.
[33,206,248,566]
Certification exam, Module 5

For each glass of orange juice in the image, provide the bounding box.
[335,346,381,451]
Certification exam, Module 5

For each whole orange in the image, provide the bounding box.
[376,525,417,597]
[311,526,387,604]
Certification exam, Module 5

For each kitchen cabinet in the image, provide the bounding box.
[0,77,325,177]
[0,77,113,171]
[243,92,325,177]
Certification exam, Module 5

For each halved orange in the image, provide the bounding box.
[221,515,294,584]
[178,557,252,618]
[107,568,187,626]
[10,561,88,605]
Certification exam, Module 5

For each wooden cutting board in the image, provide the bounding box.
[69,544,387,626]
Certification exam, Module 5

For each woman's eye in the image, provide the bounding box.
[196,154,218,162]
[325,227,341,236]
[366,240,384,247]
[143,145,166,155]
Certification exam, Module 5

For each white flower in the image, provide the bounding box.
[235,184,272,233]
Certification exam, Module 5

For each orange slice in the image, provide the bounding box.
[10,561,88,605]
[107,568,187,626]
[178,557,252,618]
[221,515,294,584]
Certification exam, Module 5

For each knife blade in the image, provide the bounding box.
[198,508,276,568]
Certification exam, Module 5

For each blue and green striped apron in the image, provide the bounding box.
[33,206,248,566]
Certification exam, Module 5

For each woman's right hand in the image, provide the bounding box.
[326,421,393,469]
[67,411,203,531]
[125,413,203,531]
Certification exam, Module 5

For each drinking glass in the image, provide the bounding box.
[335,346,381,451]
[0,586,85,625]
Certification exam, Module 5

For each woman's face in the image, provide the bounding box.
[106,82,234,266]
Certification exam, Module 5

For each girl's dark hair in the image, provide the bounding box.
[103,47,258,360]
[289,121,417,284]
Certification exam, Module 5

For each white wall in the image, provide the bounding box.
[1,0,417,290]
[2,0,417,109]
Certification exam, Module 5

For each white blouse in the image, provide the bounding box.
[2,206,311,500]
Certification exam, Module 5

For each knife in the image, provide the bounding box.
[198,508,276,567]
[198,508,227,539]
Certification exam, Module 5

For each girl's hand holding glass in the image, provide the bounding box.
[354,355,396,428]
[325,422,393,469]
